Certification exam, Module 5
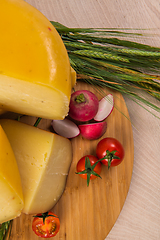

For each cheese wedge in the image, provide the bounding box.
[0,119,72,214]
[0,125,24,223]
[0,0,76,120]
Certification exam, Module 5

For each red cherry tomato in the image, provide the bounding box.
[96,137,125,169]
[76,155,102,186]
[32,211,60,238]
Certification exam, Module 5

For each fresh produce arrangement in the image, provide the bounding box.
[2,0,160,238]
[51,88,125,188]
[0,95,130,240]
[51,90,114,140]
[0,86,118,239]
[0,78,122,239]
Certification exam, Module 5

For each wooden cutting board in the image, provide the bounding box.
[7,82,134,240]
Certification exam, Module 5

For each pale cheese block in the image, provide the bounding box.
[0,119,72,214]
[0,125,24,223]
[0,0,76,120]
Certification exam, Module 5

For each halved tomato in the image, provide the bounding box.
[32,211,60,238]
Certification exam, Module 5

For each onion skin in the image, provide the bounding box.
[69,90,99,122]
[79,121,107,140]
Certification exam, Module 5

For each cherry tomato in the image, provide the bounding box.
[96,137,125,169]
[76,155,102,186]
[32,211,60,238]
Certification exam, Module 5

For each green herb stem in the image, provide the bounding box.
[0,221,12,240]
[34,117,42,127]
[50,21,160,118]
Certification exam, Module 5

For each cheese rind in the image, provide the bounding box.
[0,119,72,214]
[0,0,76,119]
[0,125,24,223]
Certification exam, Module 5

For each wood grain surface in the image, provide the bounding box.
[7,82,134,240]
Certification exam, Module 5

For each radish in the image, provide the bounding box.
[69,90,99,122]
[79,121,107,140]
[94,94,114,121]
[51,118,80,139]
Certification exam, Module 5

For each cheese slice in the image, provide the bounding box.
[0,125,24,223]
[0,119,72,214]
[0,0,76,120]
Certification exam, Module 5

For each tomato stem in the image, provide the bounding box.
[100,150,120,169]
[33,212,58,224]
[76,157,102,186]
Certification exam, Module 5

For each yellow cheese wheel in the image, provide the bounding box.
[0,125,24,224]
[0,0,76,120]
[0,119,72,214]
